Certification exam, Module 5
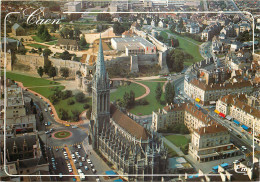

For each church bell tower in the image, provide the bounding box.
[91,35,110,149]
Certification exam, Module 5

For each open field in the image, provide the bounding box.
[165,135,190,147]
[129,81,165,116]
[27,43,48,49]
[110,82,146,102]
[32,36,57,43]
[164,30,203,65]
[6,72,59,87]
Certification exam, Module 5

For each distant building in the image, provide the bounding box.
[186,23,200,34]
[184,78,254,105]
[56,38,80,51]
[64,2,81,12]
[158,20,166,28]
[189,124,239,162]
[111,37,156,56]
[11,23,25,36]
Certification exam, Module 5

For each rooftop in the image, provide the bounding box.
[194,124,228,136]
[112,36,155,48]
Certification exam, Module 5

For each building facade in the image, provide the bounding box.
[189,124,239,163]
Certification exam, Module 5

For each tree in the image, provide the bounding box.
[60,67,69,79]
[48,66,57,80]
[129,90,135,107]
[155,83,162,102]
[74,27,81,40]
[165,82,175,104]
[75,92,85,102]
[178,18,184,33]
[49,94,59,105]
[83,104,90,109]
[79,35,87,48]
[67,99,75,105]
[113,21,125,35]
[59,108,69,120]
[43,48,52,58]
[60,50,71,60]
[86,108,92,119]
[122,92,130,109]
[37,66,44,78]
[62,90,73,99]
[97,13,112,22]
[72,110,81,121]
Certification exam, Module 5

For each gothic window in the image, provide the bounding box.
[104,94,106,112]
[99,95,102,112]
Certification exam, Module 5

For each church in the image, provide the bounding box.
[90,36,168,181]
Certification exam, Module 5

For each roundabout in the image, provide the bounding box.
[52,130,72,139]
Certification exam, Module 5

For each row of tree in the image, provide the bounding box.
[155,82,175,104]
[60,27,81,40]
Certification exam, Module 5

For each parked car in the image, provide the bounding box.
[90,164,94,168]
[82,157,85,162]
[77,145,81,149]
[59,173,63,179]
[79,162,83,167]
[87,159,92,164]
[72,125,78,129]
[92,169,96,173]
[71,154,75,159]
[84,166,88,171]
[44,108,48,112]
[233,160,239,164]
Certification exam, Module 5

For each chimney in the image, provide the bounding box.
[204,128,206,133]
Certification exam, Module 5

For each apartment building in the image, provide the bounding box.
[152,103,186,131]
[0,85,36,138]
[184,78,254,105]
[189,124,239,163]
[216,94,260,136]
[152,102,215,132]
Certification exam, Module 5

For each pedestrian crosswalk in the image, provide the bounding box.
[48,142,83,149]
[245,150,260,157]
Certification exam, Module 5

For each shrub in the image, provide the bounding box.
[75,92,85,102]
[83,104,90,109]
[137,99,149,105]
[67,99,75,105]
[62,90,73,99]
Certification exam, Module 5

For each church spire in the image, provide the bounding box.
[96,34,106,79]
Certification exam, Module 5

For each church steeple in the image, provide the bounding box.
[96,34,106,79]
[91,34,110,149]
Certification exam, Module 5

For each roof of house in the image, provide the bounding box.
[5,135,37,153]
[163,103,186,112]
[219,94,260,118]
[110,104,149,140]
[56,38,78,46]
[12,23,24,30]
[194,124,227,136]
[190,79,253,91]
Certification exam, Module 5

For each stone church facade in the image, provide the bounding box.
[90,36,167,181]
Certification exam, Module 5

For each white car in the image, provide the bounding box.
[92,169,96,173]
[233,160,239,164]
[44,108,48,112]
[80,173,85,180]
[71,154,75,159]
[87,159,92,164]
[82,157,85,162]
[72,125,78,129]
[77,145,81,149]
[78,169,82,174]
[90,164,94,168]
[75,152,79,156]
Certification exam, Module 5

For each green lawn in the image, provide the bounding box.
[5,72,89,121]
[160,31,168,40]
[32,36,57,43]
[46,40,57,45]
[129,81,165,115]
[6,72,59,87]
[27,43,48,49]
[54,96,92,121]
[164,30,203,65]
[165,135,190,147]
[30,86,65,98]
[164,143,178,158]
[110,82,146,102]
